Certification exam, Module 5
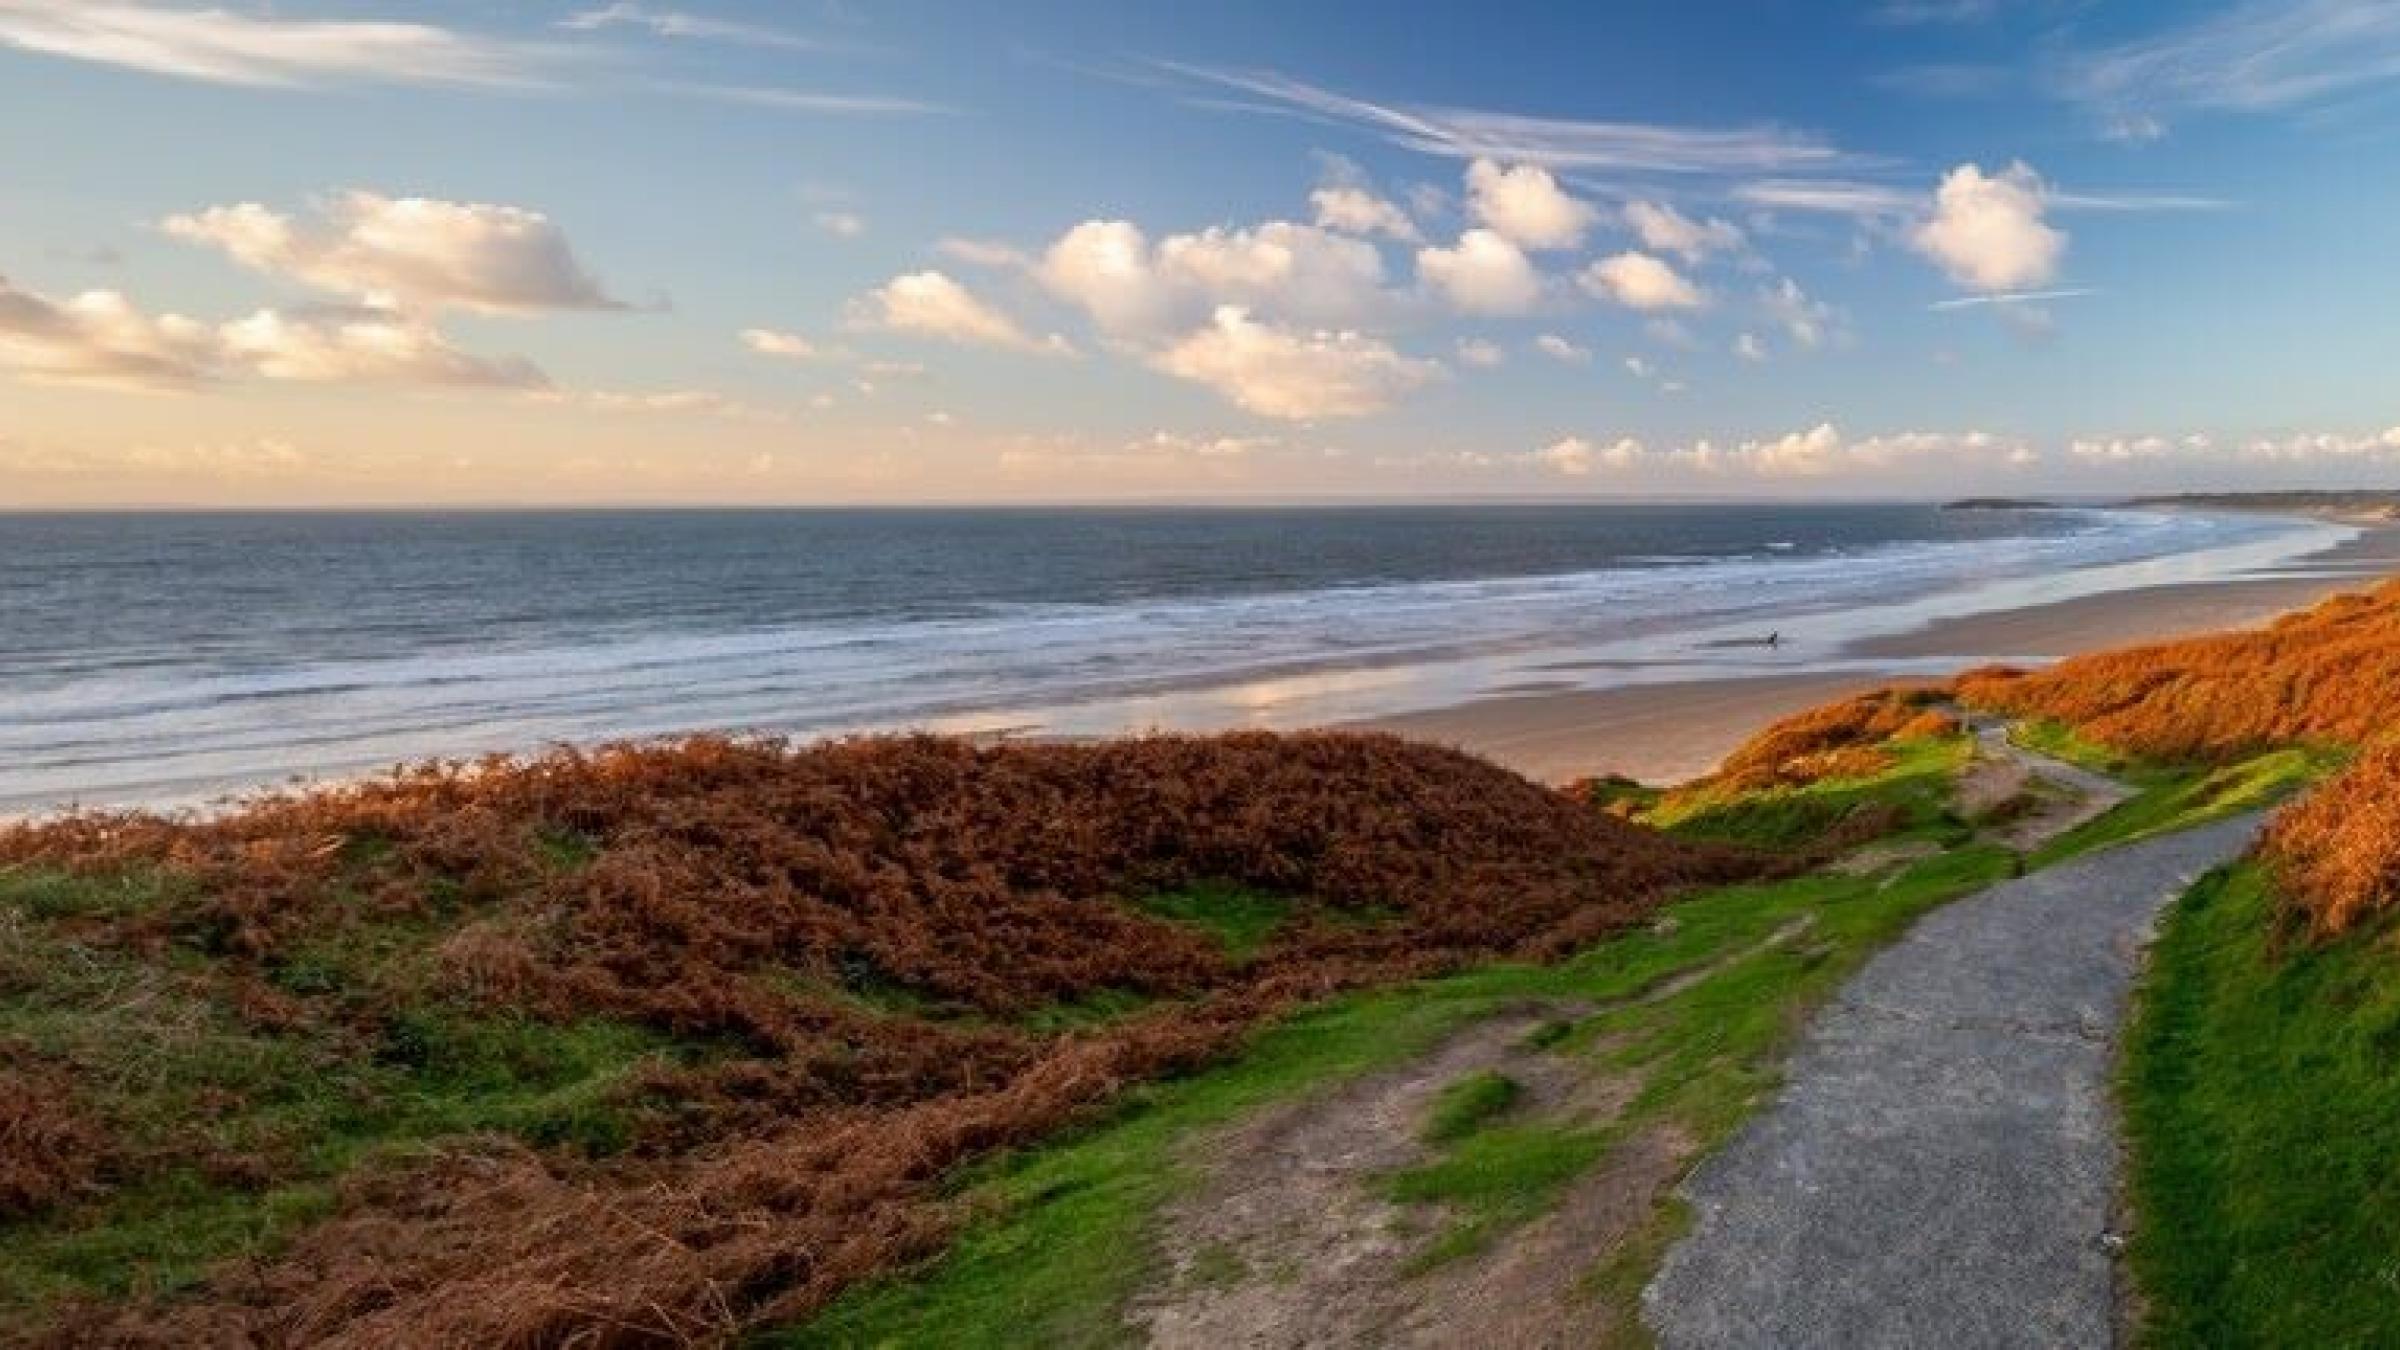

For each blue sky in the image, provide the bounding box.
[2,0,2398,504]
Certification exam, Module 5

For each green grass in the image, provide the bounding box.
[2009,719,2152,779]
[1645,733,1976,852]
[1131,883,1295,961]
[2029,746,2336,867]
[1420,1070,1523,1145]
[1387,1120,1611,1268]
[2123,863,2400,1347]
[0,868,686,1320]
[782,843,2014,1348]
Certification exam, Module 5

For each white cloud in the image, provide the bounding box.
[740,327,827,360]
[1038,218,1394,336]
[1310,186,1421,242]
[560,3,816,50]
[856,270,1069,353]
[1417,228,1543,316]
[814,211,865,238]
[1455,337,1506,368]
[674,85,950,116]
[0,276,221,390]
[2058,0,2400,135]
[1674,424,2034,477]
[0,273,540,392]
[217,308,546,388]
[2240,427,2400,461]
[1759,277,1843,349]
[1734,332,1768,361]
[1534,435,1645,476]
[1534,333,1591,364]
[0,0,538,88]
[164,192,623,314]
[1170,65,1861,174]
[1159,222,1392,324]
[1580,251,1703,310]
[1732,179,1919,219]
[1148,305,1440,420]
[1465,159,1596,250]
[1911,162,2065,294]
[1623,201,1745,262]
[1928,287,2095,311]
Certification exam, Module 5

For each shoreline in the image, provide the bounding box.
[1358,522,2400,786]
[6,511,2389,819]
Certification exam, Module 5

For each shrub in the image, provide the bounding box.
[2259,744,2400,940]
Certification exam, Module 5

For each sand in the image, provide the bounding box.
[1359,525,2400,788]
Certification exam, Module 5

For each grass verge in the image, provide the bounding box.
[2123,862,2400,1347]
[783,843,2014,1347]
[1644,733,1974,852]
[2029,746,2336,867]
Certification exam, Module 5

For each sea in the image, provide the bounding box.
[0,504,2351,816]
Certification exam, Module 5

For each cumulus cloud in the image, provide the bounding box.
[164,192,624,314]
[1534,333,1592,364]
[1533,435,1643,476]
[216,309,546,387]
[0,273,544,392]
[1676,424,2034,477]
[1911,162,2065,293]
[0,0,539,88]
[1147,305,1440,420]
[1734,332,1768,361]
[1310,184,1421,242]
[813,210,865,238]
[1623,201,1745,262]
[1465,159,1597,250]
[856,270,1069,353]
[1037,218,1393,336]
[0,275,222,389]
[1580,251,1703,310]
[1417,229,1543,316]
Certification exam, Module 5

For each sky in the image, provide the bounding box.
[3,0,2399,506]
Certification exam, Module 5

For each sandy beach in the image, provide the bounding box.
[1362,521,2400,787]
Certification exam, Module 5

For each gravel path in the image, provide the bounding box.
[1644,811,2263,1349]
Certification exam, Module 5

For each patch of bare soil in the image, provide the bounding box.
[1391,1124,1694,1349]
[1125,1008,1581,1349]
[1125,920,1814,1348]
[1957,718,2132,851]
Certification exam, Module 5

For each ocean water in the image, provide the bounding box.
[0,504,2344,814]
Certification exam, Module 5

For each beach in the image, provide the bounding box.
[0,503,2379,816]
[1361,520,2400,786]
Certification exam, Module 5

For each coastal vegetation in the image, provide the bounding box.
[1956,580,2400,1346]
[0,731,1758,1344]
[7,579,2400,1344]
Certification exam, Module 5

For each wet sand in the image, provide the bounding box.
[1360,524,2399,787]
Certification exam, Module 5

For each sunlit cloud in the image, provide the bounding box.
[1148,306,1441,420]
[164,192,626,315]
[0,0,545,89]
[854,270,1073,354]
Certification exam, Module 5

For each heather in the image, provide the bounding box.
[0,731,1757,1345]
